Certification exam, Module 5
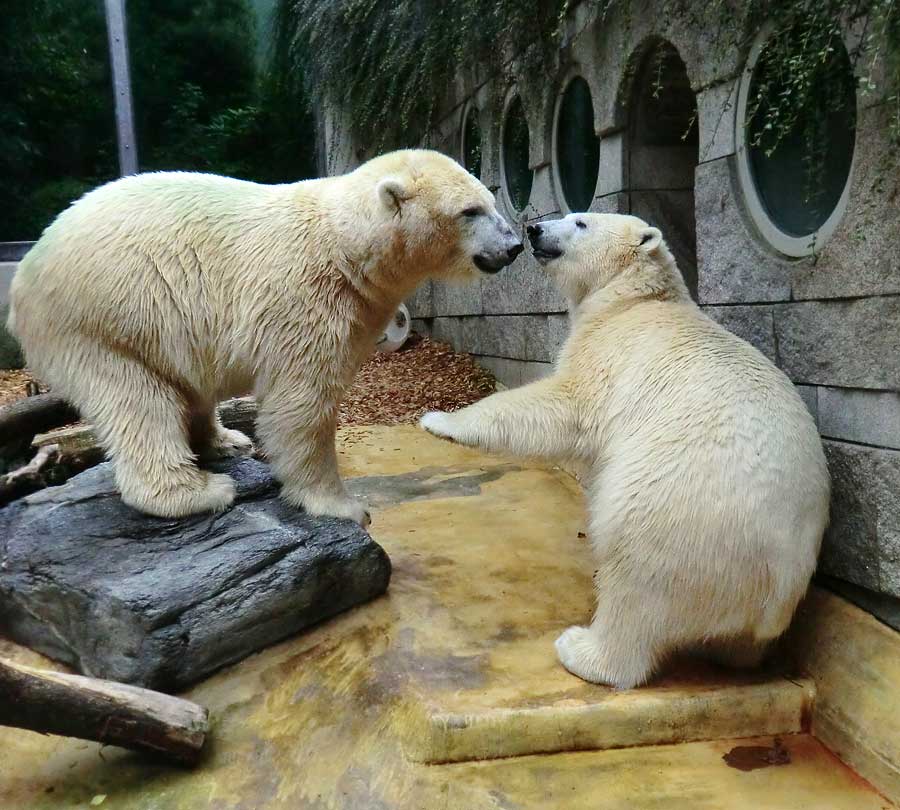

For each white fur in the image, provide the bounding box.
[421,213,830,688]
[9,149,520,524]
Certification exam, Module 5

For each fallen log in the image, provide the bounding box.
[0,439,105,508]
[0,443,60,504]
[0,393,79,448]
[0,396,260,505]
[0,658,209,765]
[217,396,258,440]
[31,396,259,456]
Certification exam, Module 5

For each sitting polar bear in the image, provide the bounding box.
[421,213,829,688]
[9,150,522,524]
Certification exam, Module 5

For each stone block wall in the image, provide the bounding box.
[325,2,900,622]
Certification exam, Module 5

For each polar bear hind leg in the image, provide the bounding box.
[554,587,673,689]
[73,348,236,518]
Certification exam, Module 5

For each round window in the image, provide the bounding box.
[737,28,857,256]
[555,76,600,212]
[502,94,533,212]
[461,105,482,178]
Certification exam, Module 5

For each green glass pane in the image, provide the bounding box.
[557,77,599,211]
[463,107,482,178]
[502,95,533,211]
[747,37,856,237]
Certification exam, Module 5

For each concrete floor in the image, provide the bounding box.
[0,426,894,809]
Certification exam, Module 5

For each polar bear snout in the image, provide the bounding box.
[527,223,564,263]
[474,242,523,274]
[465,210,522,274]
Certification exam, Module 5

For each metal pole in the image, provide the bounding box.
[104,0,138,176]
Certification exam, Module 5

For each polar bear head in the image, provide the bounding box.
[525,213,684,304]
[349,150,522,283]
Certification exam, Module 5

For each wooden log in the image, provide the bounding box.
[0,397,260,505]
[0,394,79,447]
[0,658,209,765]
[0,440,105,508]
[31,396,259,455]
[218,396,258,440]
[0,443,60,504]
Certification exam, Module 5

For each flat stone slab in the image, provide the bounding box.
[0,458,391,690]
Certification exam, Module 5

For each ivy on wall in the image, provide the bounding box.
[274,0,899,162]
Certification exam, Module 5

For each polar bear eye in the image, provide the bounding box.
[576,220,587,229]
[461,206,484,218]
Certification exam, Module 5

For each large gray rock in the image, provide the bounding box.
[0,458,391,690]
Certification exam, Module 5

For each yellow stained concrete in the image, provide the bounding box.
[786,587,900,804]
[0,426,893,809]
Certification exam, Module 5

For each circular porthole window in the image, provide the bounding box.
[555,76,600,212]
[736,27,857,257]
[461,104,482,178]
[501,93,533,212]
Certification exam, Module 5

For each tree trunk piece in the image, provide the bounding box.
[0,658,209,765]
[0,394,79,447]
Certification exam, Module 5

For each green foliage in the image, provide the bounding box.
[0,0,117,241]
[1,0,317,242]
[274,0,899,160]
[273,0,572,151]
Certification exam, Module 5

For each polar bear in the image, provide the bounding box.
[421,213,829,688]
[9,149,522,524]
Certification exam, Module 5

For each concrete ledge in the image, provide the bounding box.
[786,587,900,804]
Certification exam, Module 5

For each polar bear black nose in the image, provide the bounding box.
[527,224,541,239]
[507,243,524,261]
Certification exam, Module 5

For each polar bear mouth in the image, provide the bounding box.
[473,255,505,274]
[532,247,563,263]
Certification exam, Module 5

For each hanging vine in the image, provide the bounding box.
[272,0,899,161]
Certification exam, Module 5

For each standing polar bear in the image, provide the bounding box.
[9,150,522,524]
[421,213,829,688]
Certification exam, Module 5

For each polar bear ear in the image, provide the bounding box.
[636,226,663,253]
[376,177,409,214]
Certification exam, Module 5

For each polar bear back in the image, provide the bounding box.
[10,172,334,395]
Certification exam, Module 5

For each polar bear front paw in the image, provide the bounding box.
[419,411,459,442]
[555,626,607,684]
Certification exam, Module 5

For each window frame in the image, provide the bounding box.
[735,25,857,258]
[459,101,482,179]
[551,71,600,214]
[499,86,534,215]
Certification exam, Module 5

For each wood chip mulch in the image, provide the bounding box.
[0,333,495,424]
[339,333,495,426]
[0,369,47,407]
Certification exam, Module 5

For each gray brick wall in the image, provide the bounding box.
[329,1,900,620]
[5,1,895,623]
